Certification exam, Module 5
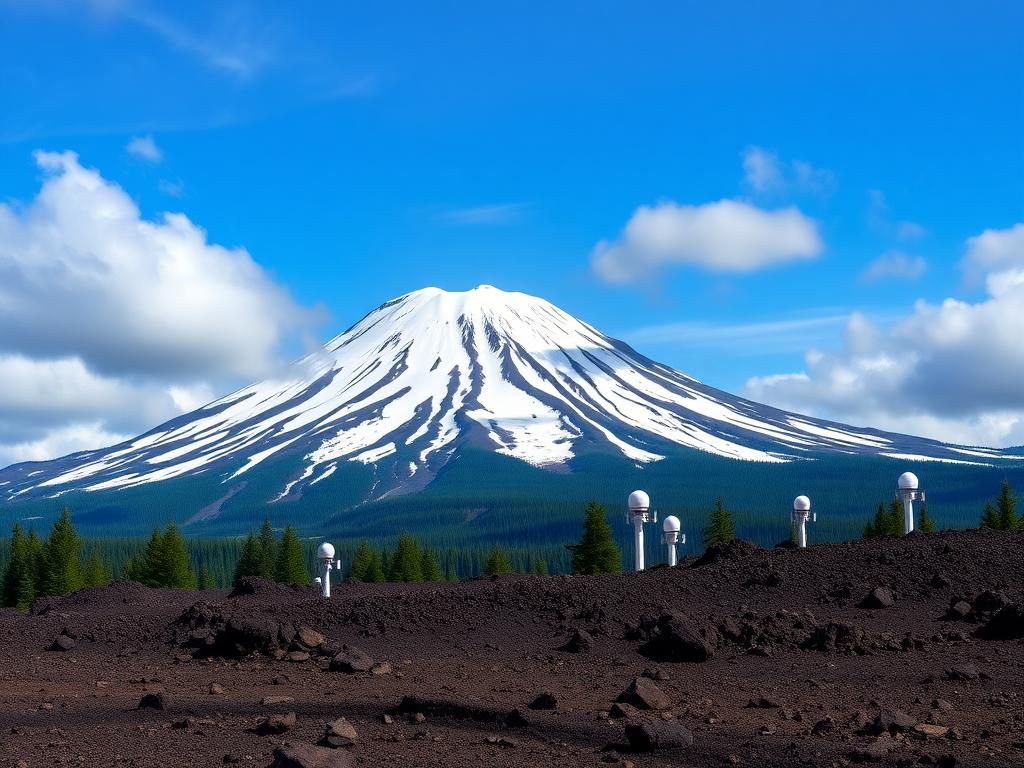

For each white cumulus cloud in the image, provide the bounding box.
[591,199,823,283]
[745,224,1024,448]
[0,150,317,467]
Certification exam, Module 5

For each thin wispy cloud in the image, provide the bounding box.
[861,250,927,282]
[622,312,850,355]
[435,203,528,225]
[742,146,835,197]
[126,134,162,162]
[867,189,927,240]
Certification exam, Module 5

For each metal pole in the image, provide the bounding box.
[903,495,914,535]
[798,516,807,548]
[633,515,645,572]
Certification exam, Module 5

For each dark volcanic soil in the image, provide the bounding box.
[2,529,1023,768]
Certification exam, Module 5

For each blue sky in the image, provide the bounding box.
[0,0,1022,462]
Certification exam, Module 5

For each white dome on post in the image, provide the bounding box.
[898,472,919,490]
[317,542,336,560]
[793,495,811,512]
[628,490,650,513]
[662,515,681,533]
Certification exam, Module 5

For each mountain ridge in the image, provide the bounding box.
[1,285,1018,507]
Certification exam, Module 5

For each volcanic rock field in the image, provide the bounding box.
[2,529,1023,767]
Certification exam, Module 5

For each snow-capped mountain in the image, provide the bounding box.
[0,285,1014,503]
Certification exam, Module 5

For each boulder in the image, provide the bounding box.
[624,720,694,751]
[49,635,76,652]
[977,603,1024,640]
[528,692,558,710]
[271,743,355,768]
[870,709,915,735]
[369,661,392,675]
[258,711,296,735]
[559,628,594,653]
[322,717,358,747]
[209,682,225,695]
[945,664,981,681]
[294,626,326,650]
[640,611,716,662]
[137,692,167,710]
[617,677,672,711]
[861,587,895,609]
[329,645,374,673]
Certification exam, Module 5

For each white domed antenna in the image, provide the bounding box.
[662,515,683,566]
[317,542,336,598]
[792,495,814,548]
[626,490,656,571]
[896,472,924,534]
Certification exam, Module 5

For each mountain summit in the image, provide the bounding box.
[0,285,1011,503]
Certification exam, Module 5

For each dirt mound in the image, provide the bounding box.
[228,576,311,598]
[32,580,163,614]
[691,537,760,566]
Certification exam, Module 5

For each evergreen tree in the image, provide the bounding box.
[444,561,459,582]
[996,480,1018,530]
[420,549,443,582]
[1,523,26,607]
[569,501,622,575]
[389,533,423,582]
[366,550,386,583]
[274,525,309,585]
[532,556,548,576]
[40,508,81,596]
[349,540,375,581]
[233,534,264,585]
[703,497,737,548]
[864,501,902,538]
[197,565,214,590]
[484,545,514,576]
[917,503,936,533]
[162,522,196,589]
[81,550,111,588]
[981,501,1001,529]
[257,517,277,578]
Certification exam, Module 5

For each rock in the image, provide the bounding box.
[381,714,393,725]
[221,616,284,657]
[624,720,694,751]
[972,590,1009,612]
[258,711,296,735]
[914,723,949,738]
[861,587,895,609]
[812,717,837,735]
[932,699,954,713]
[369,661,392,675]
[49,635,76,652]
[641,611,717,662]
[261,695,295,705]
[609,702,640,719]
[286,651,311,663]
[271,743,355,768]
[947,600,972,620]
[869,710,916,735]
[329,645,374,673]
[617,677,672,710]
[294,626,325,649]
[802,621,869,653]
[560,628,594,653]
[484,735,518,747]
[209,682,225,695]
[977,603,1024,640]
[528,692,558,710]
[747,696,782,709]
[137,692,167,710]
[322,717,358,747]
[945,664,981,681]
[849,739,893,763]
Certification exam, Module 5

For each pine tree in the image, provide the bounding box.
[865,501,903,538]
[532,556,548,576]
[389,533,423,582]
[996,480,1018,530]
[81,550,111,588]
[917,503,936,533]
[274,525,309,585]
[257,517,277,578]
[981,501,1001,529]
[569,501,622,575]
[703,497,737,548]
[444,561,459,582]
[421,549,443,582]
[349,540,375,581]
[366,550,386,583]
[197,565,214,590]
[233,534,264,585]
[484,546,514,576]
[40,508,81,596]
[1,523,26,607]
[162,522,196,589]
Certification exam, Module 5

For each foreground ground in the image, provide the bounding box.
[1,529,1022,768]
